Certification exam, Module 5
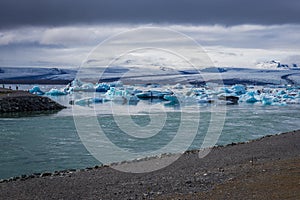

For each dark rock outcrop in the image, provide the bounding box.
[0,89,66,113]
[218,95,239,104]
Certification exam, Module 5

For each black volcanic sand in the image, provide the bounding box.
[0,130,299,200]
[0,88,66,113]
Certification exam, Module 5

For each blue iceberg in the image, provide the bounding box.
[29,86,45,95]
[231,85,246,95]
[45,88,67,96]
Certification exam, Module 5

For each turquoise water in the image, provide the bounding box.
[0,93,300,179]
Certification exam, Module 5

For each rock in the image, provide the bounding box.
[28,175,35,179]
[218,95,239,104]
[40,172,52,177]
[21,174,26,178]
[0,90,66,113]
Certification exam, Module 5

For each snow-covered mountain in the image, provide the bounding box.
[256,60,299,70]
[0,65,299,86]
[0,67,77,84]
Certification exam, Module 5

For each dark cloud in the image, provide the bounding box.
[0,0,299,29]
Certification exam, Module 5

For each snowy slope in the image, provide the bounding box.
[0,67,76,83]
[255,60,299,70]
[0,66,299,85]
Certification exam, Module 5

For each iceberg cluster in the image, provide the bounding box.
[238,86,300,105]
[29,79,300,107]
[57,79,123,93]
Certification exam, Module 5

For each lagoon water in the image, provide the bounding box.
[1,86,300,179]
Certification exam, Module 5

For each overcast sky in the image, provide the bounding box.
[1,0,300,28]
[0,0,299,68]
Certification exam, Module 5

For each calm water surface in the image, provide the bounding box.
[0,87,300,179]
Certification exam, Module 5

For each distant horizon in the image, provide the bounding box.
[0,59,299,70]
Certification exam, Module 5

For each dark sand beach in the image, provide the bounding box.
[0,130,299,200]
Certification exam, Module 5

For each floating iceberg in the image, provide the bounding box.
[66,79,123,93]
[109,81,123,88]
[260,95,286,106]
[104,87,140,105]
[219,87,232,94]
[164,94,199,105]
[239,91,259,103]
[173,83,184,89]
[29,86,45,95]
[45,88,67,96]
[245,97,259,103]
[74,97,106,106]
[70,79,84,87]
[282,94,295,99]
[277,90,286,96]
[95,83,110,92]
[231,85,246,95]
[136,90,173,99]
[163,95,179,103]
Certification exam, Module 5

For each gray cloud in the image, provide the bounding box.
[0,0,299,29]
[0,24,299,68]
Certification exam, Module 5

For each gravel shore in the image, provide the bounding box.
[0,130,299,200]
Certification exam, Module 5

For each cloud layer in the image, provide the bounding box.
[0,24,299,68]
[0,0,300,29]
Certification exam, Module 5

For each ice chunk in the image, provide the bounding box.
[245,96,259,103]
[246,91,256,97]
[109,81,123,87]
[136,90,173,99]
[95,83,110,92]
[163,95,179,103]
[277,90,286,96]
[70,79,84,87]
[272,97,280,102]
[29,86,45,95]
[231,85,246,95]
[282,94,295,99]
[81,83,95,91]
[74,97,105,106]
[219,87,232,94]
[261,96,285,106]
[104,87,140,105]
[261,96,273,105]
[45,88,67,96]
[173,83,184,89]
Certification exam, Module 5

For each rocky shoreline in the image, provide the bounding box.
[0,88,66,113]
[0,130,299,199]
